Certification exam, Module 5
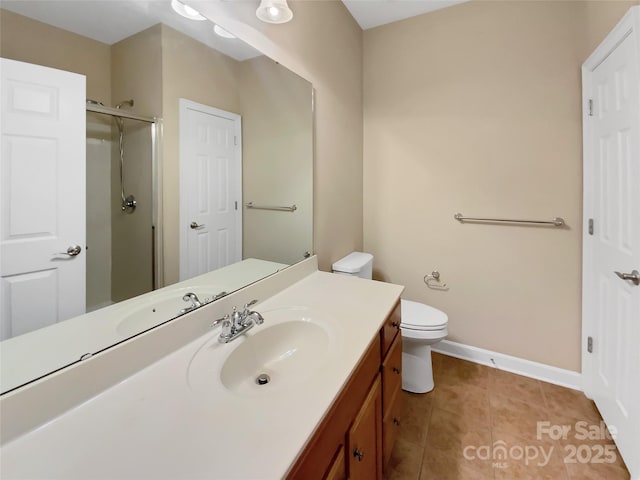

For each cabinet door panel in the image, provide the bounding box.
[383,387,403,470]
[382,336,402,414]
[348,376,382,480]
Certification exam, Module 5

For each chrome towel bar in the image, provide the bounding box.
[245,202,297,212]
[454,213,565,227]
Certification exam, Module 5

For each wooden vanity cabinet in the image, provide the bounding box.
[286,335,381,480]
[380,301,403,473]
[286,300,403,480]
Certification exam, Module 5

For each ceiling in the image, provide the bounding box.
[1,0,261,61]
[342,0,468,30]
[2,0,469,58]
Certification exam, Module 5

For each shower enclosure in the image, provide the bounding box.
[85,103,159,312]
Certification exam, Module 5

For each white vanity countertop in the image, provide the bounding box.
[0,271,403,479]
[0,258,287,394]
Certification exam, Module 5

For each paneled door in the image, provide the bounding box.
[179,99,242,281]
[582,7,640,478]
[0,58,86,340]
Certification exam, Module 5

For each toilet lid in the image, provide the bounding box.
[400,299,448,330]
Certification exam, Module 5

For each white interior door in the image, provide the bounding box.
[0,58,86,340]
[582,7,640,478]
[179,99,242,281]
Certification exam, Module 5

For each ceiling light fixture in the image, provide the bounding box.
[256,0,293,24]
[213,24,236,39]
[171,0,206,21]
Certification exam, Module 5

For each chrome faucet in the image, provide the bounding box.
[180,292,202,314]
[212,300,264,343]
[180,291,228,315]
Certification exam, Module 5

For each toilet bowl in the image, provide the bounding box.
[332,252,448,394]
[400,299,448,393]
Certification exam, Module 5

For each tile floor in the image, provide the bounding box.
[385,353,630,480]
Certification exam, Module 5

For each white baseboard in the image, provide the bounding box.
[432,339,582,391]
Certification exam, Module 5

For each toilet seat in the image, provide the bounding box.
[400,299,448,331]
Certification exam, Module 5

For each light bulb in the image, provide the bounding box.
[171,0,206,21]
[256,0,293,24]
[214,25,236,39]
[183,4,200,17]
[268,6,279,18]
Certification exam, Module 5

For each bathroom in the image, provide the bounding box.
[1,0,639,479]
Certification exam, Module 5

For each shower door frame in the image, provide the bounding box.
[85,104,164,292]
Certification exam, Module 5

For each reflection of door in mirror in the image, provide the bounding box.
[0,57,158,341]
[179,100,242,281]
[0,58,86,341]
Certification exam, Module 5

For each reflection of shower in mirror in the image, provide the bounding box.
[85,100,157,313]
[115,99,137,213]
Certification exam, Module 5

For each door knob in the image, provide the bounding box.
[614,270,639,286]
[56,245,82,256]
[190,222,205,230]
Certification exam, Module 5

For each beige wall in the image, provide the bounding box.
[239,56,313,264]
[111,25,163,119]
[109,26,162,301]
[584,0,640,54]
[0,9,111,106]
[196,0,364,272]
[362,1,636,372]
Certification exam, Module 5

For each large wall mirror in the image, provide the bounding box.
[0,0,313,393]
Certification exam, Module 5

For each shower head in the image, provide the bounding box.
[115,99,134,109]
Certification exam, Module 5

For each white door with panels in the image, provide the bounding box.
[0,58,86,340]
[179,99,242,281]
[582,7,640,478]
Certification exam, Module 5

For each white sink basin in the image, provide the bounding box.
[187,307,341,397]
[115,286,226,337]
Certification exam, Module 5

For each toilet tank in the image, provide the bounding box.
[332,252,373,280]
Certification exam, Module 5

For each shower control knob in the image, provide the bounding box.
[122,195,137,211]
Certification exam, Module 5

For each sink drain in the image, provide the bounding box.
[256,373,271,385]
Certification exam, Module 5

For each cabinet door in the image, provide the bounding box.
[382,336,402,414]
[347,376,382,480]
[383,386,403,470]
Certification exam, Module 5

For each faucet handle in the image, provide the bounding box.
[210,314,229,328]
[183,292,202,307]
[242,299,258,313]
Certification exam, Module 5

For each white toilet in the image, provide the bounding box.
[399,299,448,393]
[332,252,448,394]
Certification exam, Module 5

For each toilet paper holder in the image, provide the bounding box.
[424,270,448,289]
